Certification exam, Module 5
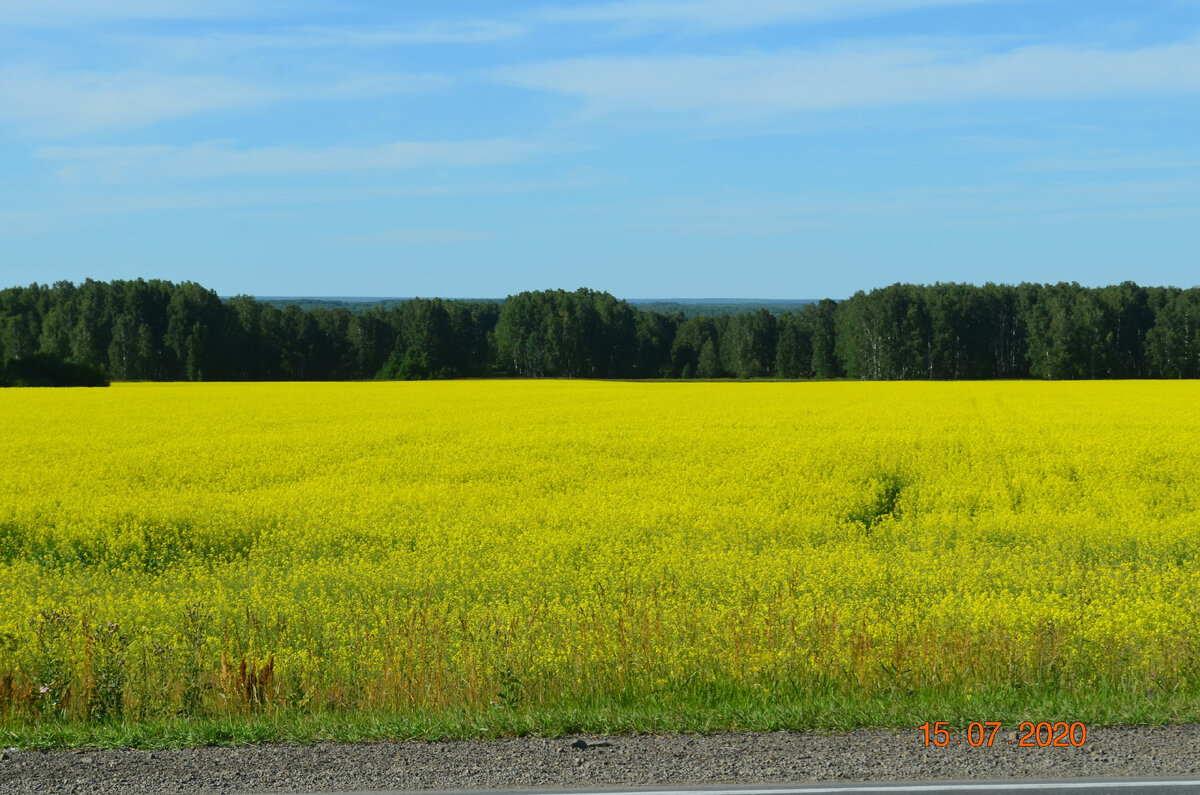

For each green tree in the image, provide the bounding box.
[775,310,814,378]
[346,309,392,379]
[671,316,719,378]
[166,282,229,380]
[721,308,776,378]
[107,314,147,380]
[925,284,994,379]
[494,291,553,377]
[696,339,723,378]
[1096,282,1154,378]
[1146,288,1200,378]
[38,304,74,361]
[634,311,679,378]
[494,289,635,378]
[808,299,842,378]
[69,280,112,368]
[1024,283,1093,380]
[2,314,39,363]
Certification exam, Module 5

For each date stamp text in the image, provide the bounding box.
[918,721,1087,747]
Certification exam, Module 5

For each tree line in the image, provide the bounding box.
[2,278,1199,382]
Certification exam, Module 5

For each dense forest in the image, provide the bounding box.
[2,279,1199,382]
[259,296,816,319]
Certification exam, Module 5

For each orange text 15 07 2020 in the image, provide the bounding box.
[918,722,1087,748]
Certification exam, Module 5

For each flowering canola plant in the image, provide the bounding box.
[0,381,1197,723]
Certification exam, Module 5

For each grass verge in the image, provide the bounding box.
[4,684,1198,750]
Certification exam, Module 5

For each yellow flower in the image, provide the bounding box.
[0,380,1194,719]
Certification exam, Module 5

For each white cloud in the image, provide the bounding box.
[548,174,1200,240]
[0,0,291,25]
[338,228,500,244]
[1014,153,1200,172]
[207,20,526,50]
[0,174,614,231]
[493,37,1200,119]
[540,0,1002,32]
[34,139,547,181]
[140,20,527,63]
[0,70,269,136]
[0,68,445,136]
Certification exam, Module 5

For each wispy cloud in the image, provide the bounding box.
[493,37,1200,120]
[0,0,291,25]
[137,20,526,63]
[0,174,615,231]
[193,20,526,51]
[550,173,1200,239]
[1014,153,1200,172]
[35,139,549,181]
[0,70,269,136]
[539,0,1004,32]
[338,228,500,245]
[0,68,445,136]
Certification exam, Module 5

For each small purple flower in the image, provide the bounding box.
[38,686,49,694]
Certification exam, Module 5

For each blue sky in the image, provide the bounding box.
[1,1,1198,299]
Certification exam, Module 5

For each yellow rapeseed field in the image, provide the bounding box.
[0,381,1198,726]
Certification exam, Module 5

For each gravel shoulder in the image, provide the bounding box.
[2,725,1199,795]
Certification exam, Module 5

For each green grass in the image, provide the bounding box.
[5,683,1198,750]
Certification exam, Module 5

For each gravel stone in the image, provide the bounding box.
[1,725,1199,794]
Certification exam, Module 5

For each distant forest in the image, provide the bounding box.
[2,279,1200,382]
[257,296,816,319]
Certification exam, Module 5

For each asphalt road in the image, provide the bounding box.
[5,727,1200,795]
[288,781,1200,795]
